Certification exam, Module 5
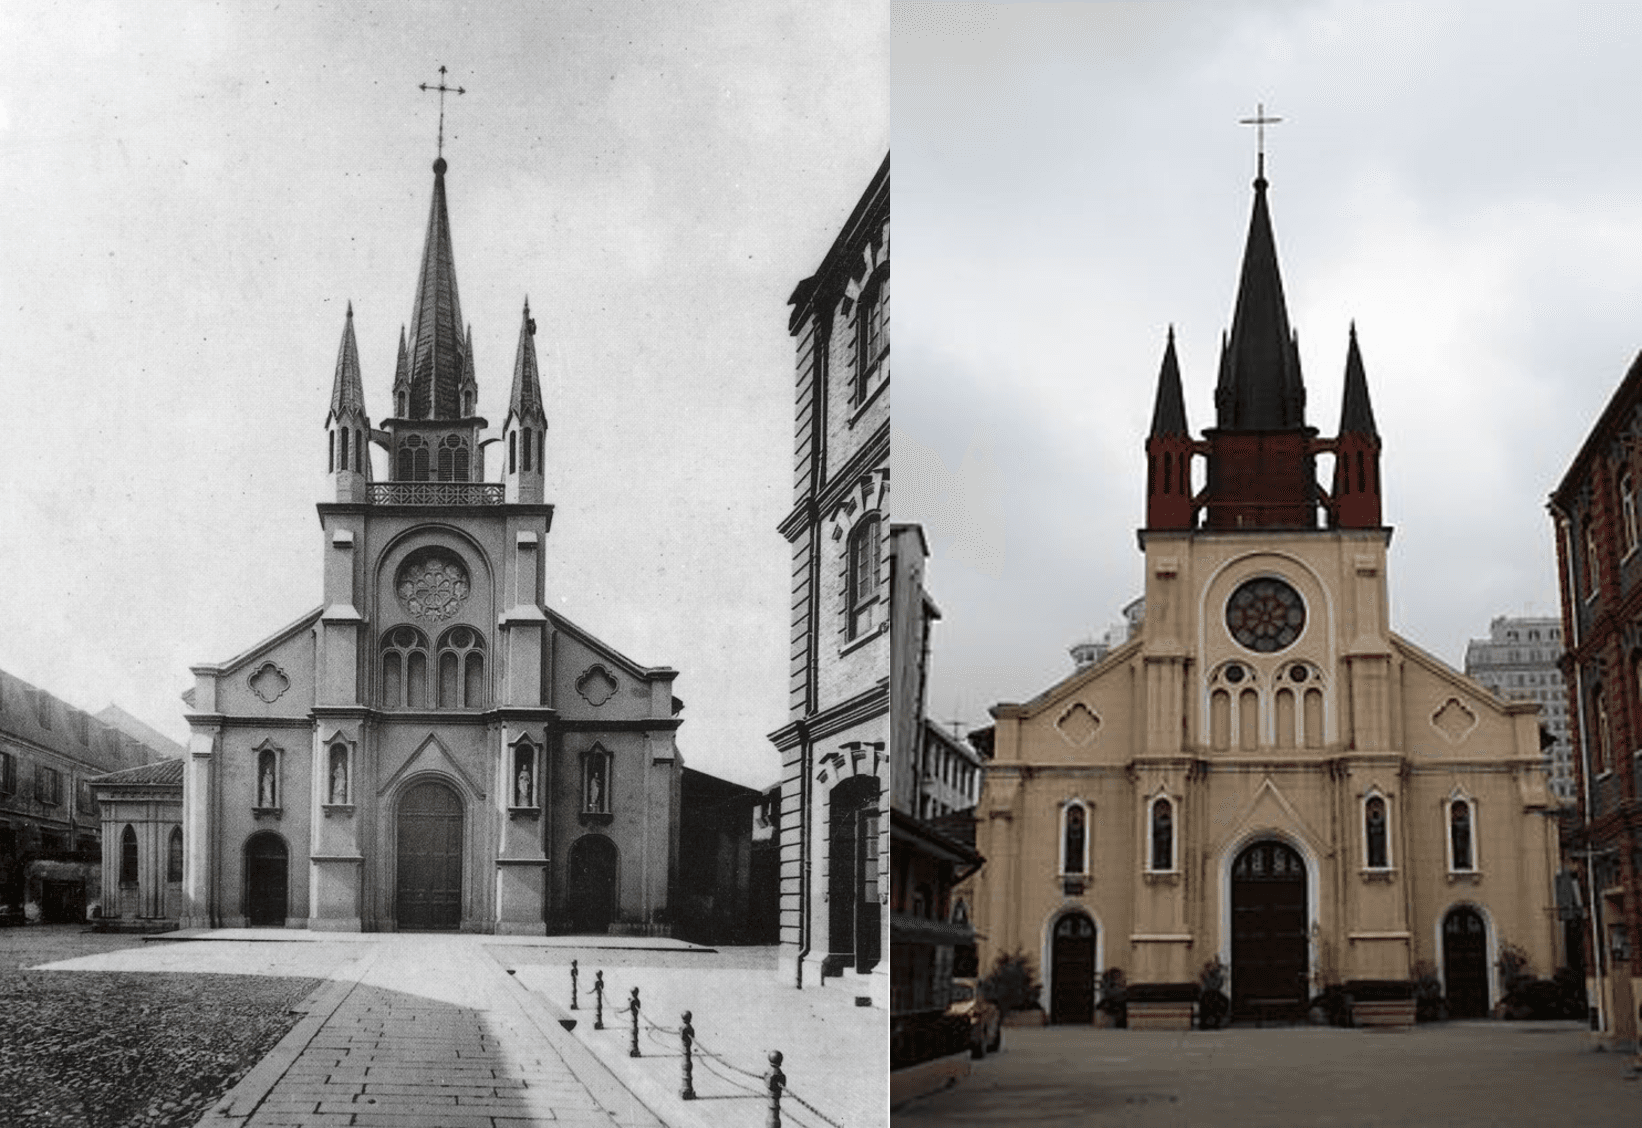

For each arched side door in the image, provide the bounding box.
[1443,906,1489,1018]
[1050,912,1097,1024]
[244,832,289,927]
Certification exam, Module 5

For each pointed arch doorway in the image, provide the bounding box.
[396,780,464,931]
[1230,839,1309,1017]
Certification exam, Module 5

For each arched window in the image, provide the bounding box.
[256,747,279,810]
[436,626,486,708]
[167,827,183,883]
[414,445,430,481]
[120,825,138,886]
[509,431,517,473]
[354,429,363,473]
[380,625,431,708]
[1149,797,1174,872]
[1062,802,1087,875]
[340,427,350,473]
[1364,794,1389,869]
[522,429,533,472]
[855,266,888,403]
[328,430,335,473]
[1449,798,1475,872]
[1594,691,1611,774]
[847,514,882,639]
[1586,524,1601,596]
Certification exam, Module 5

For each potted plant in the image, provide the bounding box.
[1198,956,1230,1030]
[1096,967,1128,1028]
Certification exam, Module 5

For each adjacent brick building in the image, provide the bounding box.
[1549,353,1642,1044]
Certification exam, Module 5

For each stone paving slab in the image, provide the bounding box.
[154,929,714,953]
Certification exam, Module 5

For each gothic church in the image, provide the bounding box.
[180,155,683,933]
[969,168,1561,1021]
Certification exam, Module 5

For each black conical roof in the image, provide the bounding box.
[1338,323,1378,437]
[1215,176,1307,430]
[405,159,467,419]
[1150,327,1189,437]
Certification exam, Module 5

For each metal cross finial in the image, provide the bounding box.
[420,65,466,158]
[1239,102,1282,180]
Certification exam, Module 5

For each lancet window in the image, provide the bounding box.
[1061,801,1088,875]
[1148,796,1175,872]
[1364,793,1390,869]
[380,625,431,709]
[1448,797,1476,872]
[436,625,486,709]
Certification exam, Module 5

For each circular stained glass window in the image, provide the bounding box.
[1226,578,1306,653]
[395,549,471,622]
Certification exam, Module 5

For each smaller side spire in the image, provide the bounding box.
[1338,323,1378,437]
[504,299,548,504]
[1145,327,1196,532]
[1149,327,1189,437]
[461,324,478,415]
[328,303,366,421]
[392,326,409,417]
[1331,323,1384,529]
[325,303,371,502]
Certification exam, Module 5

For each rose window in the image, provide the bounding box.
[1226,577,1306,653]
[396,549,471,622]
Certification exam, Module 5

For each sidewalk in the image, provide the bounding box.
[41,932,673,1127]
[504,951,887,1128]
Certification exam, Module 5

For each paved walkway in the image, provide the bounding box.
[41,933,671,1127]
[894,1022,1642,1127]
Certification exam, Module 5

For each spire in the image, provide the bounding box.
[1215,175,1306,430]
[328,303,365,420]
[461,323,477,414]
[405,158,467,419]
[1149,327,1189,437]
[509,300,546,422]
[1338,323,1379,437]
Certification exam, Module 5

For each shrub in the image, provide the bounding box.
[1097,967,1128,1027]
[1501,970,1587,1021]
[1198,957,1229,1029]
[980,949,1042,1012]
[1496,942,1534,995]
[1411,960,1446,1022]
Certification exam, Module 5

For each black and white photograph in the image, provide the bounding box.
[892,1,1642,1123]
[0,3,887,1126]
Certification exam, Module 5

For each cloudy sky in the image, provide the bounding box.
[0,1,887,788]
[895,1,1642,733]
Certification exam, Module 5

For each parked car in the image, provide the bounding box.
[947,977,1002,1057]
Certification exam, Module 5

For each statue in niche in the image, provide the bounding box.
[586,759,607,812]
[259,763,276,809]
[516,762,532,807]
[331,757,348,805]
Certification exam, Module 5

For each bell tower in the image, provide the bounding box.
[504,301,548,505]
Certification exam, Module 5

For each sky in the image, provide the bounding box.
[0,0,888,789]
[894,0,1642,735]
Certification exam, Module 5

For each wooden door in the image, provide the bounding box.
[1051,912,1096,1023]
[245,833,288,927]
[1231,840,1308,1016]
[567,834,618,933]
[1444,906,1489,1018]
[396,781,463,931]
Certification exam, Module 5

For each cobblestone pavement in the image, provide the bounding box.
[0,925,327,1128]
[893,1022,1641,1127]
[501,945,888,1128]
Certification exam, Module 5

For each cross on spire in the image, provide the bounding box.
[1239,102,1282,181]
[419,65,466,159]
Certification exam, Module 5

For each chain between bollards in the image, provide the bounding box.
[570,959,579,1010]
[594,970,605,1030]
[629,987,642,1057]
[765,1049,785,1128]
[679,1010,695,1099]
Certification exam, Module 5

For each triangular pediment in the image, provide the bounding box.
[1213,774,1326,859]
[378,733,486,801]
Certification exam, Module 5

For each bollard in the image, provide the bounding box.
[594,971,605,1030]
[680,1010,696,1099]
[765,1049,785,1128]
[570,959,579,1010]
[629,987,642,1057]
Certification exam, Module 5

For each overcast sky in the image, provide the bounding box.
[894,1,1642,735]
[0,1,887,788]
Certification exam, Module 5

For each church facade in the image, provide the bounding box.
[180,156,683,934]
[969,169,1562,1021]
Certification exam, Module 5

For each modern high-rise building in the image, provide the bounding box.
[1464,616,1574,804]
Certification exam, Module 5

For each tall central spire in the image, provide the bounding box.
[405,157,468,419]
[1214,175,1306,431]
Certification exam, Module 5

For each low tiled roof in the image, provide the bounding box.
[92,758,184,787]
